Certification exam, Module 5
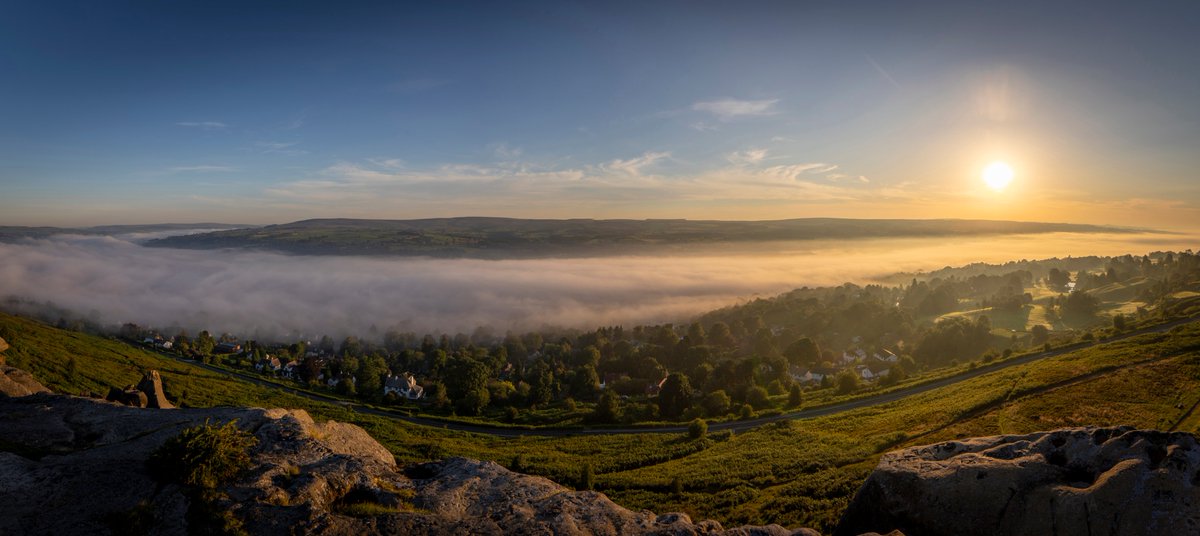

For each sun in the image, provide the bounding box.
[982,161,1014,192]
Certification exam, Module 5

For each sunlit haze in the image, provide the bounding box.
[1,2,1198,230]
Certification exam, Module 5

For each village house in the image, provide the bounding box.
[255,356,282,374]
[383,373,424,399]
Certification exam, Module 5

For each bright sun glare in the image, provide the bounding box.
[982,161,1014,192]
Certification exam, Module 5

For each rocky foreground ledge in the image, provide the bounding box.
[0,368,815,535]
[836,427,1200,536]
[3,353,1196,536]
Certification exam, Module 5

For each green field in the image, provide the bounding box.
[4,312,1200,532]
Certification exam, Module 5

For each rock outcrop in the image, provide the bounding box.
[136,369,174,409]
[103,369,174,408]
[0,383,814,535]
[836,427,1200,536]
[0,335,9,354]
[0,366,50,398]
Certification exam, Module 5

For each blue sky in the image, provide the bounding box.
[2,1,1198,228]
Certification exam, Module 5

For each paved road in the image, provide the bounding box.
[161,315,1199,438]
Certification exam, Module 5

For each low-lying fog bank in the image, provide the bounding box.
[0,231,1194,340]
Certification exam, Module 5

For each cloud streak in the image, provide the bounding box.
[692,98,779,120]
[176,121,227,129]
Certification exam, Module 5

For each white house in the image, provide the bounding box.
[383,373,424,399]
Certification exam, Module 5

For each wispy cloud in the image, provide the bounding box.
[690,121,718,132]
[490,143,523,160]
[602,152,670,176]
[827,173,870,184]
[256,141,307,156]
[388,77,449,93]
[865,55,901,89]
[692,98,779,120]
[168,165,237,173]
[176,121,227,130]
[759,163,838,182]
[727,149,768,165]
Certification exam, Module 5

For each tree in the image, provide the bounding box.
[835,370,861,395]
[708,322,736,351]
[746,385,771,410]
[702,390,731,417]
[657,372,694,419]
[688,418,708,440]
[1062,292,1099,317]
[571,364,601,401]
[787,384,803,408]
[195,331,215,355]
[445,356,490,401]
[455,386,490,416]
[783,337,820,366]
[1112,313,1127,332]
[1030,324,1050,345]
[593,390,622,424]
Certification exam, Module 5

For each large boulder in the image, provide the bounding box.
[0,365,50,398]
[136,370,174,409]
[836,427,1200,536]
[0,335,9,353]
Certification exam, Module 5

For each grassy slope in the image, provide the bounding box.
[3,312,1199,532]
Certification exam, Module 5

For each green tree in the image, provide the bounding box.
[687,418,708,440]
[593,390,622,424]
[1112,313,1127,331]
[702,389,731,417]
[1030,324,1050,345]
[746,385,771,410]
[195,331,215,355]
[787,383,803,408]
[455,386,490,416]
[657,372,694,419]
[835,370,861,395]
[783,337,820,366]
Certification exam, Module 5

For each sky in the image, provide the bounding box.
[1,1,1198,229]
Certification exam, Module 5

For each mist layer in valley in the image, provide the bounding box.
[0,231,1194,341]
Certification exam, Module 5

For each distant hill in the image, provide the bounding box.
[143,217,1141,258]
[0,223,248,242]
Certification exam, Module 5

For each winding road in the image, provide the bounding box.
[162,315,1199,438]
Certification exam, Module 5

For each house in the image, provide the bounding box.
[157,340,173,350]
[255,356,282,374]
[877,349,900,363]
[383,373,424,399]
[282,360,300,379]
[856,364,875,381]
[809,366,837,384]
[857,362,891,381]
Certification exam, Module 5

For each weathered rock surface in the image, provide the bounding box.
[0,365,51,397]
[836,427,1200,536]
[0,381,814,535]
[136,369,174,409]
[0,335,9,354]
